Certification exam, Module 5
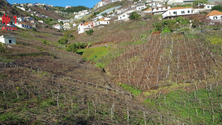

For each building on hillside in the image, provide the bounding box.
[116,9,136,22]
[24,17,34,21]
[73,23,77,27]
[152,6,171,15]
[136,4,147,11]
[0,35,16,44]
[30,20,36,23]
[15,23,31,29]
[167,0,184,5]
[205,10,222,21]
[27,3,34,6]
[78,22,94,34]
[162,7,199,19]
[94,18,110,26]
[204,4,215,10]
[52,24,63,30]
[38,20,44,23]
[65,6,71,9]
[63,22,71,30]
[17,17,24,22]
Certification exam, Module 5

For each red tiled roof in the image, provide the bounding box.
[206,10,222,17]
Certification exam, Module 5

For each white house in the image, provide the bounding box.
[30,20,36,23]
[15,23,31,29]
[206,10,222,21]
[27,3,34,6]
[24,17,34,21]
[94,18,110,26]
[52,24,63,30]
[162,7,198,19]
[0,35,16,44]
[96,1,106,8]
[167,0,184,5]
[152,6,171,14]
[63,22,71,30]
[65,6,71,9]
[146,2,156,7]
[204,4,215,10]
[38,20,44,23]
[117,9,136,21]
[17,17,24,22]
[78,22,94,34]
[136,4,147,11]
[73,23,77,27]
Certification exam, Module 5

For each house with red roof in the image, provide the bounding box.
[78,22,94,34]
[206,10,222,21]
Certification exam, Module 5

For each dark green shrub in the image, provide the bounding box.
[86,29,94,35]
[42,40,50,45]
[211,5,222,12]
[66,42,87,52]
[129,12,141,20]
[57,37,68,44]
[0,43,5,52]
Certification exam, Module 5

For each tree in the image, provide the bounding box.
[86,29,94,35]
[193,0,207,7]
[57,37,68,44]
[102,12,107,17]
[129,12,141,20]
[211,5,222,12]
[60,21,63,25]
[63,6,89,13]
[0,43,5,52]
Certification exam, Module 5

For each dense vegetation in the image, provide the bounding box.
[64,6,89,13]
[211,5,222,12]
[129,12,141,20]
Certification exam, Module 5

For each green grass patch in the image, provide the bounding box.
[82,47,110,61]
[144,85,222,124]
[118,83,142,96]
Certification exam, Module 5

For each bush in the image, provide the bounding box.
[129,12,141,20]
[175,16,189,25]
[57,37,68,44]
[162,27,171,34]
[66,42,87,52]
[0,43,5,52]
[42,40,50,46]
[32,28,37,31]
[211,5,222,12]
[86,29,94,35]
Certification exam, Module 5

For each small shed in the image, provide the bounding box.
[0,35,16,44]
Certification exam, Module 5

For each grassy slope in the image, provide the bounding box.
[0,26,178,124]
[70,16,222,124]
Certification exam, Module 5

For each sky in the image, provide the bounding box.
[7,0,101,8]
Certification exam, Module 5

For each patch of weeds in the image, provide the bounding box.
[118,83,142,96]
[0,74,6,79]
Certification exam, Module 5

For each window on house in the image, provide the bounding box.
[221,16,222,19]
[123,15,125,17]
[213,16,218,19]
[9,40,12,43]
[173,11,177,15]
[188,10,190,13]
[181,11,185,14]
[207,6,210,8]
